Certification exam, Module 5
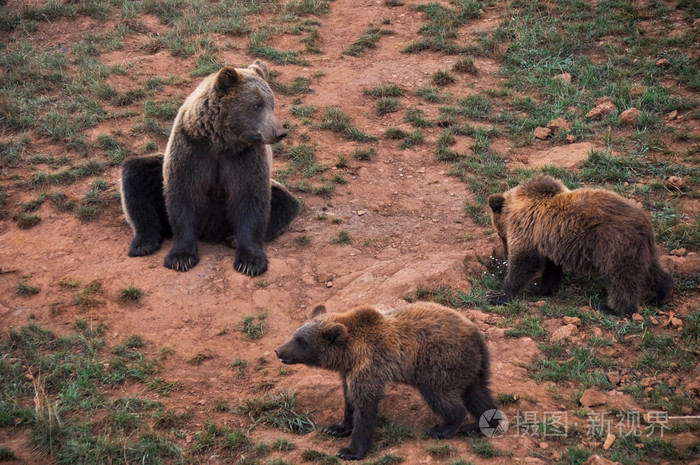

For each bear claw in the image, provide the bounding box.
[336,447,363,461]
[164,253,199,272]
[486,290,509,305]
[324,423,352,437]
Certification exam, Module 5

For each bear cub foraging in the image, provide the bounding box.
[275,302,498,460]
[120,61,299,276]
[487,176,673,315]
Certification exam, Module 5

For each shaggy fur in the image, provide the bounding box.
[120,61,299,275]
[487,176,673,315]
[275,302,497,460]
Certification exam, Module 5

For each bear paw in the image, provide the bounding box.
[324,423,352,438]
[428,423,459,439]
[164,252,199,272]
[487,290,510,305]
[234,247,268,277]
[336,447,364,461]
[128,237,162,257]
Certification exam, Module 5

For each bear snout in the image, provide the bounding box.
[274,345,296,364]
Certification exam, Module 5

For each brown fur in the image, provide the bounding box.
[275,302,497,460]
[487,176,673,315]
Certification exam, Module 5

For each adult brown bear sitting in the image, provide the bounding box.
[120,61,299,276]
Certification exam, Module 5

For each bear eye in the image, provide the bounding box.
[254,103,263,110]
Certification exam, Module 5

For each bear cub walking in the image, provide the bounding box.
[487,176,673,315]
[275,302,498,460]
[120,61,299,276]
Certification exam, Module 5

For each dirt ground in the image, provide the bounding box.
[1,1,699,464]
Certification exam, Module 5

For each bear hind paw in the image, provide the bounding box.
[128,237,162,257]
[487,290,510,306]
[336,447,364,461]
[324,423,352,438]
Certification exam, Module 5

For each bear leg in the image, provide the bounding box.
[460,381,499,435]
[534,259,563,296]
[266,180,300,241]
[325,378,354,438]
[601,271,642,316]
[648,260,673,306]
[336,397,380,461]
[164,198,201,272]
[120,155,171,257]
[488,251,544,305]
[420,387,467,438]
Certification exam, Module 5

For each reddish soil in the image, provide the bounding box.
[1,1,698,464]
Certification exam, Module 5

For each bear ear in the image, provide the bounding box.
[249,60,269,80]
[488,194,506,213]
[311,305,327,318]
[216,66,240,91]
[323,323,347,344]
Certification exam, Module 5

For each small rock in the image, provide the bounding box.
[682,406,693,415]
[632,313,644,324]
[670,248,687,257]
[686,380,700,394]
[619,108,642,125]
[666,176,686,190]
[326,281,334,288]
[534,127,553,139]
[563,316,582,326]
[316,273,333,283]
[670,317,682,328]
[591,327,603,338]
[566,134,576,143]
[641,377,657,387]
[667,110,678,120]
[580,389,607,408]
[539,442,549,449]
[603,433,616,450]
[607,371,621,386]
[629,85,646,97]
[656,58,670,67]
[586,101,617,120]
[551,324,578,342]
[555,72,572,84]
[650,316,660,326]
[582,454,621,465]
[547,118,573,131]
[594,96,614,106]
[357,210,366,216]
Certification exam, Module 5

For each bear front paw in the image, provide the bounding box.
[324,423,352,438]
[336,447,364,461]
[234,247,268,277]
[487,290,509,305]
[164,252,199,272]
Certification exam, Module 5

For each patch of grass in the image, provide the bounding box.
[242,312,267,340]
[269,75,313,96]
[13,212,41,229]
[352,146,376,161]
[432,69,456,86]
[0,447,17,460]
[366,454,405,465]
[364,83,404,98]
[403,2,480,54]
[49,192,76,212]
[16,279,39,295]
[454,56,478,75]
[73,280,105,308]
[414,85,449,103]
[333,230,351,245]
[319,107,377,142]
[376,97,400,116]
[345,24,393,57]
[457,94,492,119]
[119,286,144,303]
[248,28,309,66]
[291,104,316,118]
[301,449,340,464]
[238,390,315,434]
[427,441,455,458]
[399,129,423,149]
[403,107,432,127]
[385,127,408,139]
[468,436,502,458]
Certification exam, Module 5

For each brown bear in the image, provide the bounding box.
[487,176,673,315]
[274,302,498,460]
[120,61,300,276]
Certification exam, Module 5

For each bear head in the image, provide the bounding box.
[274,305,349,370]
[213,60,286,147]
